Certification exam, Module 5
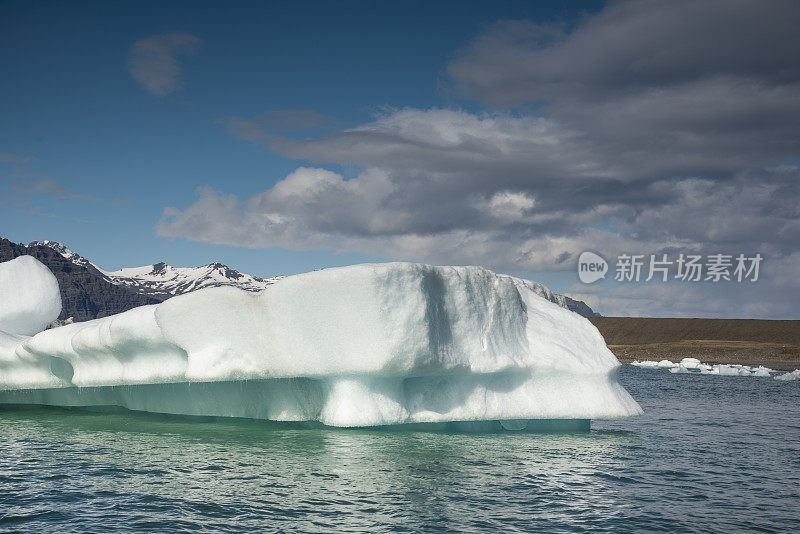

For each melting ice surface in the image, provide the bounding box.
[0,261,642,427]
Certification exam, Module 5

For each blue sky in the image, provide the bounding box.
[0,0,598,278]
[2,1,798,318]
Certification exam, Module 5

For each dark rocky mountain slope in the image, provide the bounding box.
[0,238,161,321]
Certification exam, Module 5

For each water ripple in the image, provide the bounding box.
[0,367,798,532]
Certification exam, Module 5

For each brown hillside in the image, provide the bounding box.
[589,317,800,371]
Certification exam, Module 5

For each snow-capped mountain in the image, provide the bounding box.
[29,241,103,274]
[29,240,597,316]
[30,241,283,300]
[104,261,283,299]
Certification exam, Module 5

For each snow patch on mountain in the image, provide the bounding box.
[105,261,283,299]
[28,241,104,275]
[30,241,283,300]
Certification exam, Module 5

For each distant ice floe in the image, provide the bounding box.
[0,262,642,427]
[631,358,795,381]
[774,369,800,381]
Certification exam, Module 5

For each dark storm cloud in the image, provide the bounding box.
[449,0,800,181]
[448,0,800,104]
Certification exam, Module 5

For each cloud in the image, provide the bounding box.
[217,110,343,147]
[163,1,800,318]
[129,32,203,97]
[159,115,798,263]
[13,179,102,201]
[566,251,800,319]
[448,0,800,106]
[0,152,33,163]
[482,191,536,222]
[446,2,800,186]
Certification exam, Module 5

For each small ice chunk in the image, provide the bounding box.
[670,359,707,374]
[713,364,752,377]
[775,369,800,382]
[679,357,702,369]
[752,366,772,377]
[631,359,677,369]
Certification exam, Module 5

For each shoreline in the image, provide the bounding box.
[589,317,800,371]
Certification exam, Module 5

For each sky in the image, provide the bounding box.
[1,0,798,319]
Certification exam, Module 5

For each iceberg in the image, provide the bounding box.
[775,369,800,381]
[0,262,642,427]
[0,256,61,336]
[0,255,62,336]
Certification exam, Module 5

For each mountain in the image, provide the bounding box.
[4,238,600,320]
[28,241,102,274]
[564,297,600,317]
[101,262,283,299]
[29,240,283,300]
[0,239,161,322]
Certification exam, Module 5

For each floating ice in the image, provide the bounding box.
[752,366,772,377]
[668,358,718,374]
[630,359,679,369]
[713,364,752,377]
[775,369,800,382]
[0,263,642,427]
[635,358,777,378]
[0,256,62,336]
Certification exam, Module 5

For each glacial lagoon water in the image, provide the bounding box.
[1,366,798,533]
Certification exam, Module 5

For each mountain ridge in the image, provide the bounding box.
[0,238,161,322]
[3,238,599,320]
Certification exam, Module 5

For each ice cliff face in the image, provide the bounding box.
[0,262,640,427]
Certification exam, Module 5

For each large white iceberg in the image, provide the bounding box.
[0,255,62,336]
[0,263,641,427]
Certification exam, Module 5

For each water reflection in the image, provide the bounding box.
[2,367,798,532]
[0,406,635,532]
